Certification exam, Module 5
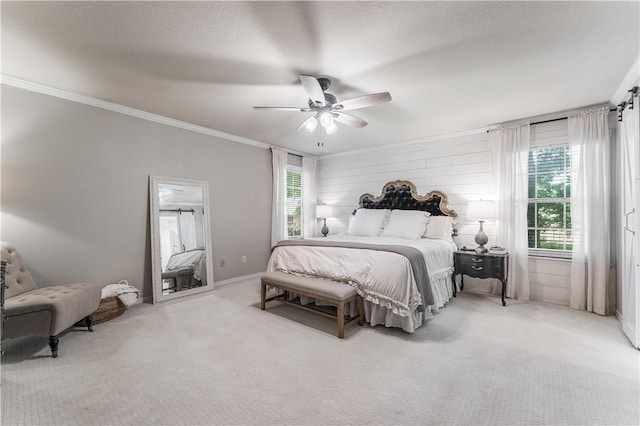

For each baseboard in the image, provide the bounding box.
[214,272,263,288]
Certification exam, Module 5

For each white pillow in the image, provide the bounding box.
[380,210,430,239]
[423,216,454,240]
[348,209,390,237]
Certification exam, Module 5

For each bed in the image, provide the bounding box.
[267,180,458,332]
[162,248,207,292]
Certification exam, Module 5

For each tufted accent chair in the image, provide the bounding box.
[1,242,101,358]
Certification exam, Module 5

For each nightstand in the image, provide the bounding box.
[453,250,509,306]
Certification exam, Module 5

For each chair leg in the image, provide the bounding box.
[49,335,59,358]
[85,315,93,332]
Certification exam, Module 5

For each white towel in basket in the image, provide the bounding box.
[101,280,139,307]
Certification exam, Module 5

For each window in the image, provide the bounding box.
[527,145,572,255]
[286,167,303,238]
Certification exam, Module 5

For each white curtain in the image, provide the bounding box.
[569,107,611,314]
[178,211,197,251]
[489,124,530,301]
[302,155,317,238]
[271,147,288,247]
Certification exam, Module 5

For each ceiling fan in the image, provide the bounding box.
[253,75,391,134]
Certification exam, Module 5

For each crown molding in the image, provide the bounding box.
[0,74,272,150]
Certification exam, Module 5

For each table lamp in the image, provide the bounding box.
[316,205,333,237]
[466,200,497,252]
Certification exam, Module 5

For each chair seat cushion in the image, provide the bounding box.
[4,283,102,337]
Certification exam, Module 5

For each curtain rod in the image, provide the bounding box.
[618,86,639,121]
[531,116,567,126]
[269,146,307,158]
[159,208,196,213]
[487,107,617,132]
[530,107,615,125]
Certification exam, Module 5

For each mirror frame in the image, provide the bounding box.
[149,175,214,303]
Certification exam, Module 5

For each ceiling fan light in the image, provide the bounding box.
[325,120,338,134]
[319,112,333,127]
[304,116,318,132]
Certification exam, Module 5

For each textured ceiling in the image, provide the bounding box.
[2,1,638,155]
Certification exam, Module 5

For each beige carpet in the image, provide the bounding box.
[1,276,638,425]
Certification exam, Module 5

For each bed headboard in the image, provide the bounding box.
[357,180,458,218]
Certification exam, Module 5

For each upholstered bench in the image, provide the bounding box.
[1,242,101,358]
[260,271,364,338]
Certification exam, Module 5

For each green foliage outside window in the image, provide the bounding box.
[286,169,303,237]
[527,146,572,251]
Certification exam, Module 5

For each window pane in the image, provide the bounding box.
[536,173,565,198]
[286,169,303,238]
[536,147,565,173]
[565,203,571,229]
[537,229,569,250]
[528,229,536,249]
[528,175,535,198]
[527,203,535,228]
[528,151,536,173]
[537,203,563,228]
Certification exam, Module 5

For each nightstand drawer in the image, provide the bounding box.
[456,255,504,278]
[458,262,498,279]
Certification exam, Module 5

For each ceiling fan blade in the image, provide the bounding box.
[334,112,368,128]
[253,106,312,111]
[333,92,391,111]
[300,74,326,107]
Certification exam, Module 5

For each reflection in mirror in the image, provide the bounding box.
[150,176,213,303]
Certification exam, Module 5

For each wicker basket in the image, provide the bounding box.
[92,296,127,324]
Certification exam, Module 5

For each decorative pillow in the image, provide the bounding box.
[380,210,430,239]
[348,209,390,237]
[423,216,455,240]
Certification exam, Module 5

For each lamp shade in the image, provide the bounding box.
[316,205,333,219]
[467,200,497,221]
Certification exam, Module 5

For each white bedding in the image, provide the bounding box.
[165,249,207,284]
[267,235,457,332]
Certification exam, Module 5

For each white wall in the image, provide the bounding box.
[317,123,574,305]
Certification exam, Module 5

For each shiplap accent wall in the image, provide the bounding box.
[317,122,573,306]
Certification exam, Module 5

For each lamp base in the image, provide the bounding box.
[321,218,329,237]
[474,220,488,252]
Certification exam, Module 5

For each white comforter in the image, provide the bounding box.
[267,235,456,321]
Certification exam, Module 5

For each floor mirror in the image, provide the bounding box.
[149,175,214,303]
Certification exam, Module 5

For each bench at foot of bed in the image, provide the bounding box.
[260,272,364,339]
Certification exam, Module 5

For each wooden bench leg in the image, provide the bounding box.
[356,296,364,326]
[260,281,266,310]
[337,301,345,339]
